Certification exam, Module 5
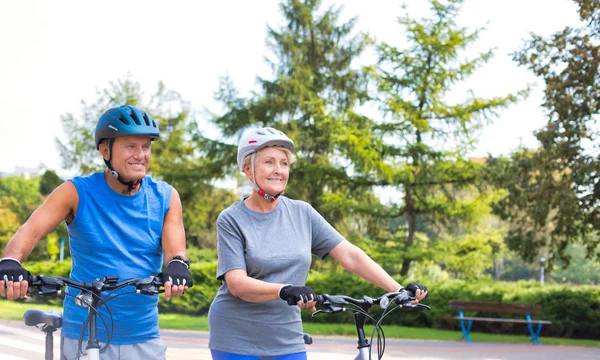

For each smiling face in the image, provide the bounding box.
[244,146,290,195]
[100,135,152,182]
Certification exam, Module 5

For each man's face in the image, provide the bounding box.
[100,136,152,181]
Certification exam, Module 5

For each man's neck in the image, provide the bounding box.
[103,169,140,195]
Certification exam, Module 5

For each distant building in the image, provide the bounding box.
[1,165,46,179]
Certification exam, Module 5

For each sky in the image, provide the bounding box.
[0,0,584,177]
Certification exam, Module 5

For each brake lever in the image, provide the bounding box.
[416,303,431,310]
[27,275,64,296]
[134,276,163,295]
[311,303,345,317]
[311,309,330,317]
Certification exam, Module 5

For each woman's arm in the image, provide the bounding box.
[329,240,428,301]
[224,269,283,303]
[329,240,402,293]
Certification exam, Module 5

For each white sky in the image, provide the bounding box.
[0,0,583,176]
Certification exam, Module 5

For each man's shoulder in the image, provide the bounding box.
[69,172,102,186]
[143,176,173,193]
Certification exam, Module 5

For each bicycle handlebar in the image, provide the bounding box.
[313,289,430,317]
[27,274,164,297]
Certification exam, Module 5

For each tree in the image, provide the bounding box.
[492,0,600,267]
[0,174,64,260]
[39,169,63,196]
[364,0,523,275]
[0,175,42,223]
[0,199,20,250]
[203,0,376,230]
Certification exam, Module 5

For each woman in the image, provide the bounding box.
[208,127,428,359]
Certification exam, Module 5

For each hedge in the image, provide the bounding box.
[14,260,600,340]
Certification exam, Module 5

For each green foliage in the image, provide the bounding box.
[360,0,525,275]
[0,200,19,251]
[498,243,600,285]
[39,170,63,196]
[203,0,376,230]
[435,231,504,279]
[0,175,43,223]
[0,174,66,260]
[491,0,600,267]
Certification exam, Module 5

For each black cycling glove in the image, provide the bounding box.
[402,282,429,299]
[0,259,29,283]
[159,260,193,288]
[279,285,316,305]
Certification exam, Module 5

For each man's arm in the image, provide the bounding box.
[3,181,77,262]
[1,181,78,299]
[160,187,189,300]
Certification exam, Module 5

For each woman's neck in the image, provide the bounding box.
[244,193,278,212]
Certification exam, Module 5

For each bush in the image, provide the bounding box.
[19,260,600,339]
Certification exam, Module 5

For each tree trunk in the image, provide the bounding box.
[400,184,416,276]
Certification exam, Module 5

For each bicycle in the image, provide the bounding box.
[308,289,430,360]
[22,274,164,360]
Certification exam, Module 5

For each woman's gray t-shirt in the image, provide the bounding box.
[208,196,345,356]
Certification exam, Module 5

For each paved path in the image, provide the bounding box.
[1,319,598,359]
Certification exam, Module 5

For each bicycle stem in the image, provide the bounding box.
[354,312,370,349]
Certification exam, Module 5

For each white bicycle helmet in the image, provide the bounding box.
[237,127,295,201]
[237,127,294,172]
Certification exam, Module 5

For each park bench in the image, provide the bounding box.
[449,300,552,345]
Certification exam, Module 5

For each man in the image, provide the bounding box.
[0,105,193,359]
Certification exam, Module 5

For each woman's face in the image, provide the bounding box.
[245,147,290,195]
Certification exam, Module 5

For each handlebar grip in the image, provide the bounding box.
[315,294,326,304]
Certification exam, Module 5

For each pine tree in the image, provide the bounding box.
[365,0,523,275]
[204,0,374,228]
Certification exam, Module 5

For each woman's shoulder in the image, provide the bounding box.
[280,196,314,212]
[217,199,245,220]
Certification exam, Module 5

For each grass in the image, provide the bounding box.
[3,300,598,348]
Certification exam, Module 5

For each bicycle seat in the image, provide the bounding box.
[23,308,63,329]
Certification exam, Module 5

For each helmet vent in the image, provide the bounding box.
[131,113,142,125]
[117,115,130,125]
[142,113,151,126]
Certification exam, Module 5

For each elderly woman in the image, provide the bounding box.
[208,127,428,360]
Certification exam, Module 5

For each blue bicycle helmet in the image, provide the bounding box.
[95,105,160,149]
[95,105,160,192]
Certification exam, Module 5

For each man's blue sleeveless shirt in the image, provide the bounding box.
[63,172,172,344]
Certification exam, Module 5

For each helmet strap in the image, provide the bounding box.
[249,153,283,202]
[104,138,143,192]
